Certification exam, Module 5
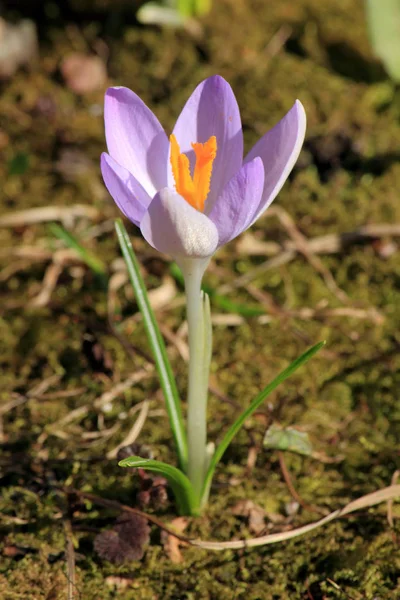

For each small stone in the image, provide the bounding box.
[0,18,38,78]
[61,53,107,95]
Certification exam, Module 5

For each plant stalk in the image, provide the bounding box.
[178,258,210,505]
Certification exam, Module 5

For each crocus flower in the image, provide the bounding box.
[103,76,308,511]
[101,75,306,264]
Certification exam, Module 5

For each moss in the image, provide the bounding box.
[1,0,400,596]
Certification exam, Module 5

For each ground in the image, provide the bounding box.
[0,0,400,598]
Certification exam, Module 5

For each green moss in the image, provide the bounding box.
[1,0,400,596]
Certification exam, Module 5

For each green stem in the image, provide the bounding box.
[178,258,210,502]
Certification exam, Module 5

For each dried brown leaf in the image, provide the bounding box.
[232,500,266,535]
[105,576,134,590]
[162,517,188,563]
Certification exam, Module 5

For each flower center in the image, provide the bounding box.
[170,134,217,212]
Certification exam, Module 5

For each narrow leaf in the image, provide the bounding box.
[49,222,107,278]
[115,220,188,471]
[178,0,193,17]
[201,341,325,503]
[119,456,197,515]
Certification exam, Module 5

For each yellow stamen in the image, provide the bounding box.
[170,134,217,211]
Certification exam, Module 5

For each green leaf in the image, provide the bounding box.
[8,152,29,176]
[119,456,198,515]
[201,341,325,505]
[49,223,107,281]
[177,0,193,17]
[263,424,313,456]
[366,0,400,81]
[115,219,188,471]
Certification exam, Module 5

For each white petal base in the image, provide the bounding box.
[140,188,219,260]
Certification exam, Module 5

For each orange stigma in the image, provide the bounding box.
[170,134,217,212]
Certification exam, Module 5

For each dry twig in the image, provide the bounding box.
[278,452,328,516]
[0,205,99,227]
[64,519,78,600]
[387,470,400,528]
[260,206,350,304]
[64,484,400,552]
[0,374,61,416]
[41,369,153,443]
[107,400,150,459]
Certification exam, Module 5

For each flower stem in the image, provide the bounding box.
[178,258,210,504]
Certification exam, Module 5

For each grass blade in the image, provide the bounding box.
[119,456,197,515]
[49,222,107,278]
[201,341,325,504]
[115,219,188,471]
[177,0,193,17]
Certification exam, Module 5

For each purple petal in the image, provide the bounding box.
[101,153,151,226]
[208,157,265,247]
[140,188,218,259]
[170,75,243,208]
[104,87,169,196]
[245,100,306,225]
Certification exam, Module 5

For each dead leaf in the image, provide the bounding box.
[105,576,134,590]
[147,276,177,310]
[162,517,188,563]
[45,580,65,600]
[246,446,258,472]
[0,205,99,228]
[0,130,9,149]
[236,232,280,256]
[3,545,26,558]
[232,500,266,535]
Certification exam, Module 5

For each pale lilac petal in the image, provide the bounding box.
[170,76,243,208]
[208,158,265,247]
[140,188,218,259]
[101,153,151,226]
[105,87,169,196]
[245,100,306,225]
